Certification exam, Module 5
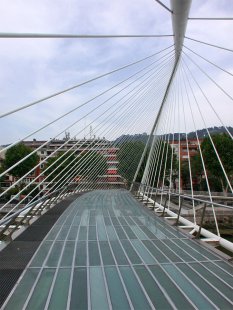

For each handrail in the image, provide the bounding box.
[133,182,233,210]
[0,187,67,227]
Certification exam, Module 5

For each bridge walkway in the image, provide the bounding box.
[2,190,233,310]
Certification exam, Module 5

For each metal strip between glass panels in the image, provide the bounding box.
[3,190,233,310]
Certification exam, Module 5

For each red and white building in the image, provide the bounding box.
[0,138,124,191]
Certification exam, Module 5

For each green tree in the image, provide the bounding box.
[189,153,204,191]
[3,143,39,178]
[201,133,233,193]
[44,152,76,183]
[21,184,40,198]
[181,161,190,189]
[151,141,178,189]
[44,151,107,184]
[76,151,107,180]
[117,141,146,183]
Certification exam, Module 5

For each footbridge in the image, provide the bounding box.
[0,0,233,309]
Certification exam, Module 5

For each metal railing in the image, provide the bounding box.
[131,182,233,253]
[0,186,75,241]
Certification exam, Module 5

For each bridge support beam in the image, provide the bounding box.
[171,0,192,59]
[130,0,192,191]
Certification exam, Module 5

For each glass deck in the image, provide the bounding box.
[3,190,233,309]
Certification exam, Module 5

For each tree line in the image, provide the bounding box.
[0,143,107,199]
[117,133,233,193]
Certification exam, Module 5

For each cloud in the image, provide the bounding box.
[0,0,232,146]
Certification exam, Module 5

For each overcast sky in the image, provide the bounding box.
[0,0,233,145]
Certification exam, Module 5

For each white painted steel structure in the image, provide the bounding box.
[0,0,232,256]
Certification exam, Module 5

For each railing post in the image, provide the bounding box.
[175,197,184,225]
[162,192,169,216]
[195,203,207,239]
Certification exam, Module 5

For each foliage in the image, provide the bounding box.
[3,186,20,201]
[3,143,39,178]
[44,152,77,182]
[21,184,40,198]
[201,133,233,192]
[117,141,146,183]
[44,151,107,184]
[181,155,203,190]
[198,176,222,192]
[181,134,233,192]
[76,151,107,179]
[150,141,178,188]
[181,161,190,189]
[117,141,178,187]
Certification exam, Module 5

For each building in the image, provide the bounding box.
[169,138,202,161]
[0,138,124,192]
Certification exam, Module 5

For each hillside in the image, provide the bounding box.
[115,126,233,144]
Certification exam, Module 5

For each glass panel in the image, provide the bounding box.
[88,241,101,266]
[30,241,52,267]
[114,226,127,239]
[131,240,156,264]
[156,227,175,239]
[57,225,70,240]
[60,241,75,267]
[96,215,105,227]
[75,241,87,266]
[70,267,88,310]
[214,261,233,275]
[152,240,182,262]
[97,221,108,241]
[105,226,118,240]
[45,225,61,240]
[105,267,130,310]
[163,239,194,262]
[122,226,137,239]
[46,241,63,267]
[90,267,109,310]
[138,225,157,239]
[104,216,111,226]
[48,268,71,310]
[131,217,143,226]
[118,217,128,226]
[80,210,89,226]
[164,263,217,310]
[88,226,97,241]
[147,223,167,239]
[26,268,55,310]
[123,217,134,225]
[203,262,233,287]
[4,268,40,310]
[189,262,233,301]
[130,226,148,240]
[119,266,151,310]
[78,227,87,241]
[89,216,96,226]
[108,208,116,217]
[99,241,115,266]
[177,263,233,308]
[73,215,81,226]
[174,239,207,261]
[64,214,75,226]
[110,240,129,265]
[149,265,195,310]
[134,265,173,309]
[182,239,219,260]
[67,226,79,240]
[111,217,120,226]
[120,240,141,264]
[142,240,169,263]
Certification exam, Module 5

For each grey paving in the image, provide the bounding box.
[3,190,233,310]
